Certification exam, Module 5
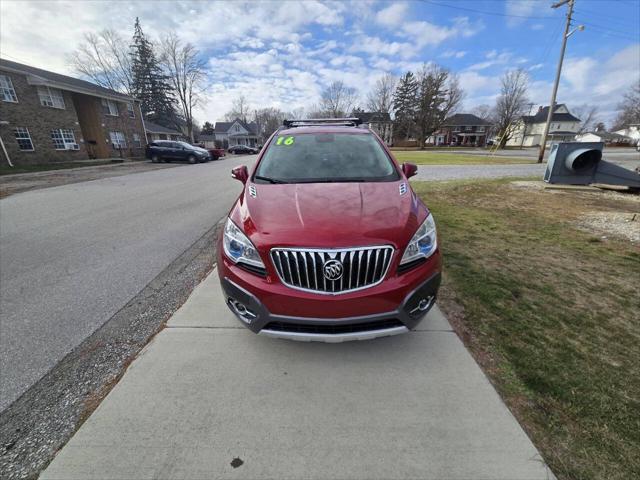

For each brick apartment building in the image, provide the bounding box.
[430,113,491,147]
[0,58,146,165]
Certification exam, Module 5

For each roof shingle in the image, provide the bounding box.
[0,58,135,102]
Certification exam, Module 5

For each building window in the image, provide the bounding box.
[14,127,34,151]
[132,133,141,147]
[102,99,119,116]
[465,126,472,131]
[127,103,135,118]
[477,126,485,132]
[51,129,77,150]
[109,131,127,148]
[37,86,65,109]
[453,127,460,132]
[0,74,18,102]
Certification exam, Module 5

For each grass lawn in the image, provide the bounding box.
[393,150,533,165]
[413,178,639,480]
[0,161,119,176]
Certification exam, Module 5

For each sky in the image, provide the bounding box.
[1,0,639,125]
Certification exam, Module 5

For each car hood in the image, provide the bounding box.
[232,181,427,251]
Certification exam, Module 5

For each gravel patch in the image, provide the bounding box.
[0,219,224,480]
[576,211,640,244]
[413,163,546,181]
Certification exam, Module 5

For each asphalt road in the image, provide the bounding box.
[0,155,256,411]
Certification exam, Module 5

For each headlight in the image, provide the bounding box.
[223,218,265,268]
[400,213,437,265]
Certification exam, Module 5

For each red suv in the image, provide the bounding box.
[217,118,441,342]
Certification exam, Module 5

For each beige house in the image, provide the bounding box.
[507,104,581,147]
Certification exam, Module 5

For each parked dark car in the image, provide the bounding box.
[228,145,259,155]
[146,140,210,164]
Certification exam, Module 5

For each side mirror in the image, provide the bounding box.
[402,162,418,178]
[231,165,249,184]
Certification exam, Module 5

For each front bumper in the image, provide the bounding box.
[219,260,441,342]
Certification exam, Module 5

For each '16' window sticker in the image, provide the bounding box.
[276,136,295,146]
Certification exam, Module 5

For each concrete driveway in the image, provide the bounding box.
[42,270,555,480]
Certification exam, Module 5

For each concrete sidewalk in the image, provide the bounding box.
[42,269,554,480]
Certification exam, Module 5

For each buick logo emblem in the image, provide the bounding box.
[323,259,343,281]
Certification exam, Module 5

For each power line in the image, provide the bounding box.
[573,9,640,29]
[535,18,566,68]
[422,0,558,20]
[573,19,640,40]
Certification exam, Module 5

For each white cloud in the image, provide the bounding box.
[505,0,545,27]
[400,16,483,48]
[441,50,467,59]
[564,57,598,92]
[467,50,513,71]
[350,36,417,59]
[375,2,409,28]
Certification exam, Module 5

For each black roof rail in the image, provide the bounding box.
[282,118,363,128]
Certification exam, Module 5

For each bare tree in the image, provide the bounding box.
[494,69,529,148]
[159,33,206,142]
[225,95,250,122]
[69,30,133,94]
[253,107,287,141]
[366,73,396,113]
[471,104,496,122]
[414,64,464,149]
[573,104,599,134]
[319,81,359,117]
[612,81,640,130]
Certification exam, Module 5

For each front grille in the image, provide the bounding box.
[270,246,394,295]
[263,319,403,334]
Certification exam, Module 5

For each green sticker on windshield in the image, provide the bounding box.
[276,136,295,146]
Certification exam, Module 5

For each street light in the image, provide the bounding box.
[537,0,585,163]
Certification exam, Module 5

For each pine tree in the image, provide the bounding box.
[130,18,176,127]
[202,121,214,135]
[392,72,418,141]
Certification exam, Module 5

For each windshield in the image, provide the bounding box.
[254,133,399,184]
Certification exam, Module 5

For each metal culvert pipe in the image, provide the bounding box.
[565,148,602,171]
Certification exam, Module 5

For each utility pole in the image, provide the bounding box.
[537,0,577,163]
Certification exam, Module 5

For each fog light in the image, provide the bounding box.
[227,298,256,324]
[409,296,434,315]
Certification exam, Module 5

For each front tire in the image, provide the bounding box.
[187,155,197,164]
[151,154,159,163]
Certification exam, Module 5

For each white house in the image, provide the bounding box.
[213,119,259,148]
[143,120,184,143]
[507,104,581,147]
[613,123,640,145]
[575,131,631,144]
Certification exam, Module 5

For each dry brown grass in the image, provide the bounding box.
[413,178,640,480]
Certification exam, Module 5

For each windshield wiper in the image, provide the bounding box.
[254,175,288,184]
